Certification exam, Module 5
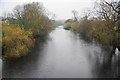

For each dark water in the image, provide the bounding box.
[2,26,119,78]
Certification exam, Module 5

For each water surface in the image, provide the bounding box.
[3,26,119,78]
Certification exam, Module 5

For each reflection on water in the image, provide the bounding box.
[3,26,119,78]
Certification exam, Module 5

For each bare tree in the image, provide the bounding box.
[45,11,56,22]
[13,5,23,26]
[81,8,92,20]
[72,10,78,22]
[94,0,119,27]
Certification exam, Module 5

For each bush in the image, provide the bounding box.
[2,25,35,58]
[71,22,79,31]
[69,19,120,48]
[64,22,72,29]
[88,20,115,47]
[78,20,92,35]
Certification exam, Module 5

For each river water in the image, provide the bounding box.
[2,26,119,78]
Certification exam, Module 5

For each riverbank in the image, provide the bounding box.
[2,2,54,58]
[64,19,120,54]
[2,24,53,58]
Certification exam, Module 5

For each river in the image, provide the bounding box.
[2,26,119,78]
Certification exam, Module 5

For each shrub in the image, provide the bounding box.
[78,20,92,35]
[69,19,120,48]
[2,25,35,58]
[71,22,79,31]
[64,22,72,29]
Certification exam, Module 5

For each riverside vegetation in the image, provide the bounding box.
[64,0,120,54]
[2,2,53,58]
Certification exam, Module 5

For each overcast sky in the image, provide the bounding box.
[0,0,96,20]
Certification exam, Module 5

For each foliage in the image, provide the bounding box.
[2,25,35,58]
[78,19,92,35]
[70,22,79,31]
[64,22,72,29]
[89,20,115,47]
[68,18,120,48]
[1,2,54,58]
[64,0,120,50]
[64,21,79,30]
[13,2,53,35]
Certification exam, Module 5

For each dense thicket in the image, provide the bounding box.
[2,25,34,58]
